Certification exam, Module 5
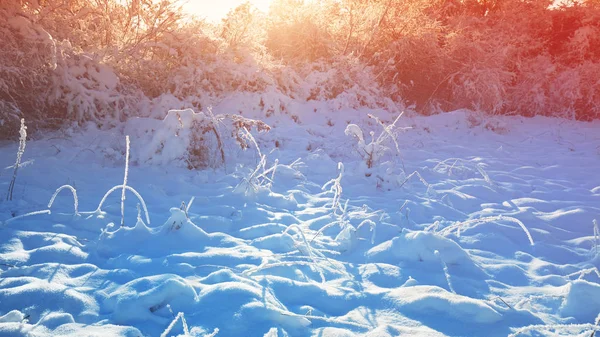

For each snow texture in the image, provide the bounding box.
[1,105,600,337]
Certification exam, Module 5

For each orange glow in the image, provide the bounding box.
[180,0,273,22]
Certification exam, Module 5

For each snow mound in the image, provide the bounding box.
[385,285,503,324]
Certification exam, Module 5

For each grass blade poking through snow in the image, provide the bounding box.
[47,185,79,215]
[6,118,27,201]
[435,250,456,294]
[121,135,130,226]
[593,219,599,259]
[440,215,534,246]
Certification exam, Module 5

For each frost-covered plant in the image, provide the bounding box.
[311,199,350,243]
[246,223,327,283]
[47,185,79,216]
[233,154,279,196]
[593,219,599,259]
[433,158,493,185]
[121,136,130,226]
[160,312,190,337]
[398,170,437,199]
[135,109,270,170]
[93,185,151,225]
[6,119,27,201]
[345,113,407,169]
[233,120,278,196]
[435,250,456,294]
[322,162,344,212]
[440,215,534,246]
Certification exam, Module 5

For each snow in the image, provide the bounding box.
[1,105,600,337]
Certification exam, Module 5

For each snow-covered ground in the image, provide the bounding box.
[1,106,599,337]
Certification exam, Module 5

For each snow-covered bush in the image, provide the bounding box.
[127,109,270,169]
[0,6,142,134]
[0,11,56,136]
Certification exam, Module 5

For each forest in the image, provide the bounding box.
[1,0,599,139]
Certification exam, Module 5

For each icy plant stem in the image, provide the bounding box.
[7,119,27,201]
[594,219,599,258]
[204,328,220,337]
[322,162,344,210]
[442,215,534,246]
[3,209,52,225]
[282,224,326,282]
[160,312,189,337]
[435,250,456,294]
[243,126,262,161]
[96,185,150,225]
[121,135,130,226]
[398,171,430,190]
[186,196,195,214]
[47,185,79,215]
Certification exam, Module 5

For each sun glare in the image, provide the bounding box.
[181,0,274,22]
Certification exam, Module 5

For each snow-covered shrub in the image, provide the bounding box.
[345,113,407,170]
[549,62,600,120]
[265,0,333,63]
[50,42,142,123]
[0,7,142,133]
[128,109,270,169]
[0,11,56,135]
[297,56,399,111]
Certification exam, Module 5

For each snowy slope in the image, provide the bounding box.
[0,107,599,337]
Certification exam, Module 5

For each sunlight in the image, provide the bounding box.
[180,0,273,22]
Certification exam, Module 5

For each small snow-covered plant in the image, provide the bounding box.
[344,113,408,170]
[143,109,271,170]
[322,162,344,212]
[311,199,350,243]
[6,118,27,201]
[433,158,493,185]
[233,154,279,196]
